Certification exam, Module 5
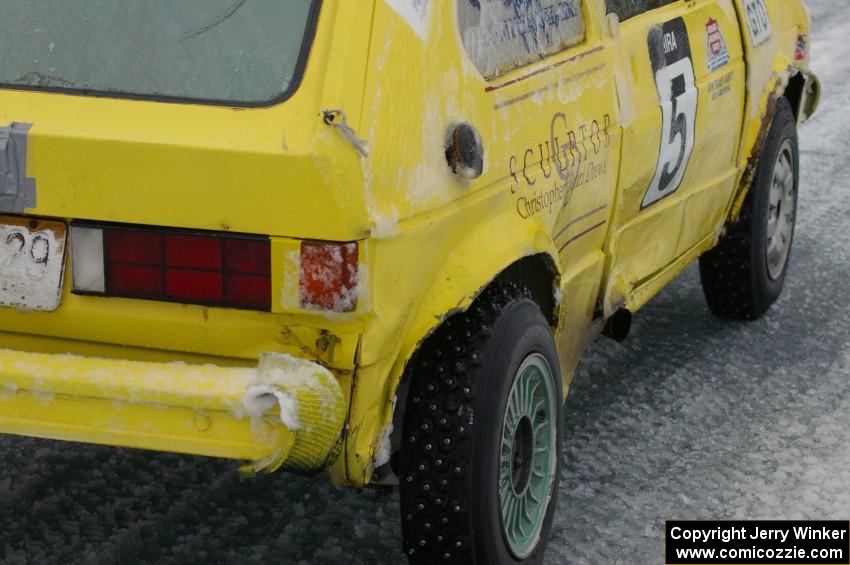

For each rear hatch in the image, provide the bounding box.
[0,1,372,362]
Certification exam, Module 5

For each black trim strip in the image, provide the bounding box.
[553,204,608,242]
[557,220,606,253]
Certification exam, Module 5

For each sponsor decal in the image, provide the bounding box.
[705,19,730,71]
[385,0,430,39]
[707,71,734,101]
[509,113,611,220]
[795,34,809,61]
[743,0,772,46]
[643,18,698,209]
[459,0,584,78]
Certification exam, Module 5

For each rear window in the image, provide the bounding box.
[458,0,586,79]
[0,0,321,106]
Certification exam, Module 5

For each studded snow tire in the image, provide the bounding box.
[699,96,800,320]
[399,283,563,565]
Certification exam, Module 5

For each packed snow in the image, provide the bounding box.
[243,386,301,432]
[1,2,848,563]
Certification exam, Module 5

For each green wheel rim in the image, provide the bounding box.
[498,353,558,559]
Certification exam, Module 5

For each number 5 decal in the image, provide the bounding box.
[643,18,699,209]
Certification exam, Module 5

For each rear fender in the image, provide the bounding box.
[726,63,817,224]
[344,206,560,486]
[725,0,818,225]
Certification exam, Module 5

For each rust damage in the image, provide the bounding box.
[728,77,786,222]
[728,66,818,224]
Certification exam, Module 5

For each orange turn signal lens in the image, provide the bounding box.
[299,241,359,312]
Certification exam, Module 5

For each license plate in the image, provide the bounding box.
[0,217,67,312]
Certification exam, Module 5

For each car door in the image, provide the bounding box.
[457,0,622,371]
[602,0,745,308]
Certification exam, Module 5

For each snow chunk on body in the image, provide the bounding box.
[243,385,301,430]
[241,353,347,473]
[241,353,343,433]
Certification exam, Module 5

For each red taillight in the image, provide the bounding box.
[166,234,222,270]
[225,239,270,275]
[77,226,271,311]
[108,264,163,296]
[300,241,359,312]
[225,274,270,310]
[106,229,161,265]
[166,269,223,302]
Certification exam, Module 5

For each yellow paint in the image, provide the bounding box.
[0,0,816,486]
[602,0,747,314]
[0,351,256,457]
[726,0,820,222]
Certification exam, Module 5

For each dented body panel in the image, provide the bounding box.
[0,0,817,486]
[0,349,345,474]
[726,0,820,221]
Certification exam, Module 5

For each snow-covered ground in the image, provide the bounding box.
[1,2,848,563]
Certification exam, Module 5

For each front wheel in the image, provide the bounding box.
[699,96,800,320]
[399,284,563,565]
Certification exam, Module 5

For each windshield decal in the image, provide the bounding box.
[459,0,585,78]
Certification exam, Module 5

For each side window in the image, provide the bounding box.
[458,0,586,79]
[606,0,679,22]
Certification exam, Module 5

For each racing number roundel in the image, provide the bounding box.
[743,0,772,46]
[643,18,698,209]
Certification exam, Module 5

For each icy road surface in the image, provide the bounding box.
[2,2,848,563]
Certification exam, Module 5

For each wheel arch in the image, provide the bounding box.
[492,253,560,327]
[374,252,559,484]
[783,67,820,124]
[347,212,562,485]
[726,63,818,225]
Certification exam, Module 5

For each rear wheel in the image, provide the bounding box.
[399,283,562,565]
[699,97,799,320]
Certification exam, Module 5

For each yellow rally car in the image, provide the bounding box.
[0,0,819,562]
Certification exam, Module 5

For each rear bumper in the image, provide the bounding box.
[0,349,347,474]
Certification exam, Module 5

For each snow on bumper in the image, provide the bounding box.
[0,349,346,474]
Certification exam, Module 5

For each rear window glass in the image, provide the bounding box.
[458,0,586,79]
[0,0,320,105]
